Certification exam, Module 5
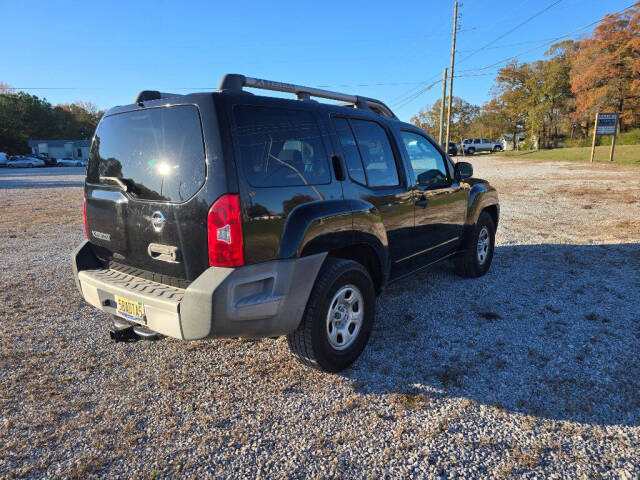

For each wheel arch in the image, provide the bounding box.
[279,199,389,294]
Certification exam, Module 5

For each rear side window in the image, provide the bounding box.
[87,105,205,202]
[332,117,366,185]
[349,119,399,187]
[233,105,330,188]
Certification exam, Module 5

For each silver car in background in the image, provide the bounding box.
[462,138,503,154]
[57,157,87,167]
[7,156,46,168]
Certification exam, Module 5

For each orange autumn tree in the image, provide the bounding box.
[570,2,640,130]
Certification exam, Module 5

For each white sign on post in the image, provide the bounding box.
[596,113,618,135]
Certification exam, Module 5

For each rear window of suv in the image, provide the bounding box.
[233,105,330,188]
[87,105,206,202]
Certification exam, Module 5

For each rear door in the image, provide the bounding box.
[227,98,344,265]
[85,97,227,284]
[332,116,416,279]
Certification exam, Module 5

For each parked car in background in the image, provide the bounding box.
[0,153,8,167]
[37,155,58,167]
[462,138,503,154]
[57,157,87,167]
[7,156,46,168]
[447,142,458,156]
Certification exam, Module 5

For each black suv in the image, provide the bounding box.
[72,74,499,372]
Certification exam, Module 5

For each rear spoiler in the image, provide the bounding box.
[134,91,183,103]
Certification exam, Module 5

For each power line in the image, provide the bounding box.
[458,0,534,34]
[457,37,569,53]
[389,73,442,108]
[392,79,442,110]
[456,0,564,66]
[457,2,639,75]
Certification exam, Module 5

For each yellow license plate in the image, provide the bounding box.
[115,295,145,321]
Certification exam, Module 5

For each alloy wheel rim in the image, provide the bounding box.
[477,226,490,264]
[326,284,364,351]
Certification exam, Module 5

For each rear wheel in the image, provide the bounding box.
[455,211,495,278]
[287,258,375,372]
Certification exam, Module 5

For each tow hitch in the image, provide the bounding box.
[109,316,162,342]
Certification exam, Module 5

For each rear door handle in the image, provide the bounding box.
[331,154,345,181]
[416,195,429,209]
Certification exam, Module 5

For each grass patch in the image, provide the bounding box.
[494,144,640,165]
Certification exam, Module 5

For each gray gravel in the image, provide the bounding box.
[1,158,639,478]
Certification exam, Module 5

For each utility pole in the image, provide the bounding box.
[445,1,458,147]
[438,68,448,147]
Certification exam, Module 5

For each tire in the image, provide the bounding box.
[466,147,475,155]
[28,164,34,168]
[493,145,503,152]
[287,258,375,372]
[455,211,496,278]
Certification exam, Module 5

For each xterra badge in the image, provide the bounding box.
[91,230,111,241]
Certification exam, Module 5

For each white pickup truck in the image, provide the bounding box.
[462,138,503,154]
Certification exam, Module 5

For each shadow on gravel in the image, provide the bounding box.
[347,242,640,427]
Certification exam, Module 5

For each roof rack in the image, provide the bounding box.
[218,73,397,119]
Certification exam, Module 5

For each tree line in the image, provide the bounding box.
[412,3,640,149]
[0,84,103,154]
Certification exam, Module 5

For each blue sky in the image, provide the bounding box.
[0,0,632,121]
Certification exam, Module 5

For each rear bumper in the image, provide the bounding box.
[72,241,325,340]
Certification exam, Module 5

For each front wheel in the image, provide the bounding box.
[287,258,375,372]
[493,145,503,152]
[466,147,475,155]
[455,211,496,278]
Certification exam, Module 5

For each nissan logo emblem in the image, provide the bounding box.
[151,211,166,232]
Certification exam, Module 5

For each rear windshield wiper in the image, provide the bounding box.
[100,176,138,194]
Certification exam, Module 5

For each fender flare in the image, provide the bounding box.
[460,182,500,248]
[278,199,390,285]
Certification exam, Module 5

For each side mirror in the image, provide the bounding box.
[454,161,473,180]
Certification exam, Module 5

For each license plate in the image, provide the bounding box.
[115,295,145,322]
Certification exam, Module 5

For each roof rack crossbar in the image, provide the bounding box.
[218,74,396,118]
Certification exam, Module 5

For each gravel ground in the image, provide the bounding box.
[1,158,639,479]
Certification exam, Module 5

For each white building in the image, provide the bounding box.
[28,139,90,160]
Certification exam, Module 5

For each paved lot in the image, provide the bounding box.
[1,158,639,478]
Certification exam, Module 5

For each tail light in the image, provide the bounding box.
[207,194,244,267]
[83,196,88,239]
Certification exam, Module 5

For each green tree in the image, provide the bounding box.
[0,92,103,153]
[411,97,479,142]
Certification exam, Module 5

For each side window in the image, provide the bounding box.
[399,131,449,188]
[233,105,330,187]
[332,117,366,185]
[482,138,490,144]
[349,119,399,187]
[474,138,481,144]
